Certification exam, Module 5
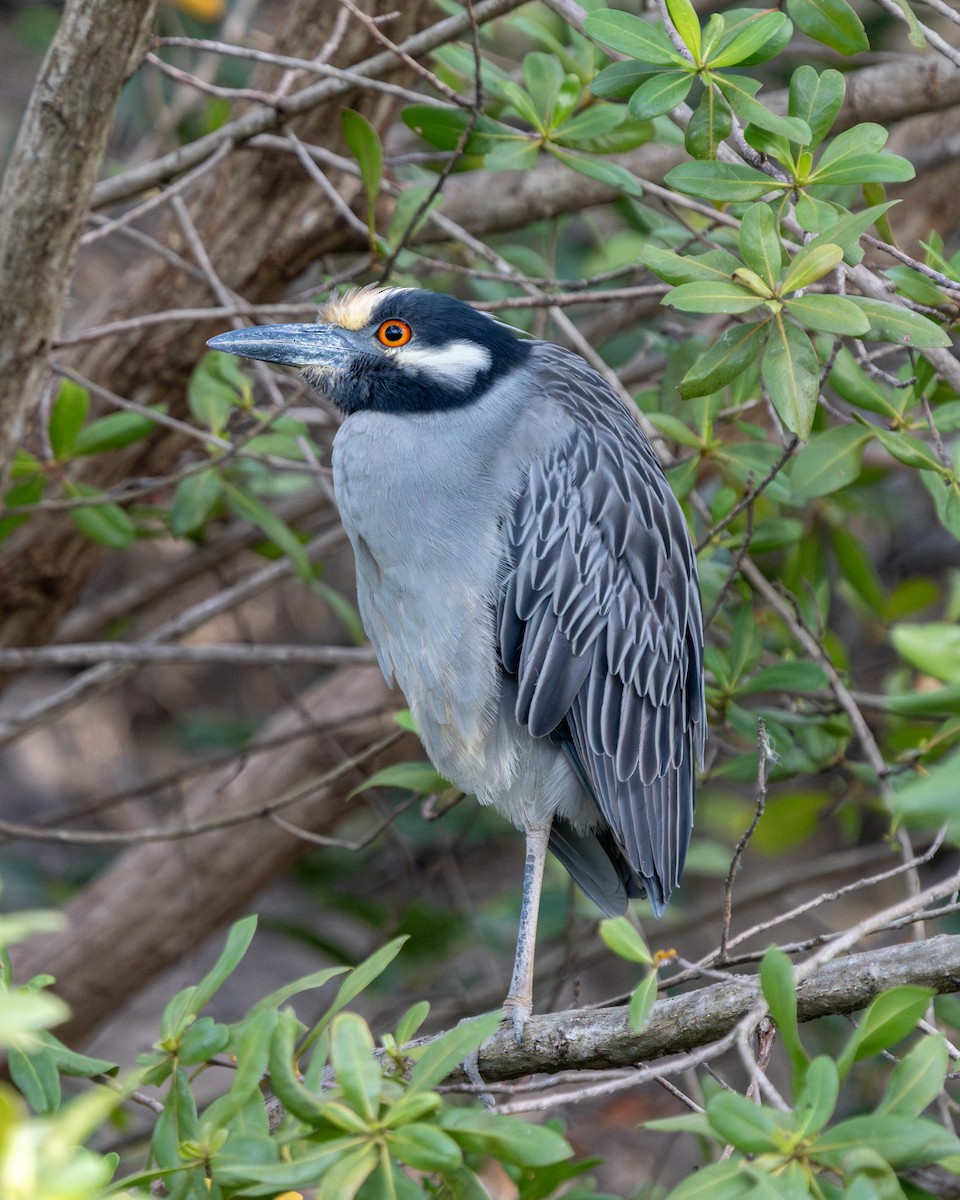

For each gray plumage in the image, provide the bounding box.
[208,287,705,1031]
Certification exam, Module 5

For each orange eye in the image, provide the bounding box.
[376,319,413,347]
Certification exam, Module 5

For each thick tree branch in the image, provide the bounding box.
[0,0,159,480]
[463,935,960,1085]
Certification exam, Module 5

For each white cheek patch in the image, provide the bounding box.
[397,341,492,386]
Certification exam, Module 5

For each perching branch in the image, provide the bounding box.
[462,933,960,1088]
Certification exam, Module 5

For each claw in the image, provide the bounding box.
[502,995,530,1045]
[463,1046,495,1109]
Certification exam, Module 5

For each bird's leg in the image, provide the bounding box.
[503,823,551,1044]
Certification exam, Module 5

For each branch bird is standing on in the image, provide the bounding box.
[209,287,705,1036]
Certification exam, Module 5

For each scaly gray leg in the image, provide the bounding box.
[502,824,550,1043]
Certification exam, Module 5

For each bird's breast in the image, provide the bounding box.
[332,407,519,794]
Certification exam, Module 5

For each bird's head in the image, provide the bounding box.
[207,287,529,415]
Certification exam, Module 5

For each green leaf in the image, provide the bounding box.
[828,347,899,418]
[791,426,870,498]
[678,320,770,398]
[739,204,782,287]
[386,1124,463,1172]
[810,1114,960,1170]
[49,379,90,461]
[878,684,960,718]
[780,242,843,293]
[794,1055,839,1137]
[891,621,960,683]
[890,747,960,839]
[267,1008,326,1125]
[387,184,442,248]
[599,916,653,964]
[852,298,951,347]
[665,160,786,201]
[313,937,409,1039]
[188,361,237,436]
[868,424,945,471]
[547,147,644,197]
[640,245,742,285]
[316,1142,378,1200]
[249,966,349,1017]
[878,1034,949,1116]
[628,72,693,121]
[68,489,137,550]
[837,985,935,1076]
[811,152,915,186]
[714,7,793,64]
[760,948,809,1084]
[803,201,899,265]
[761,315,820,439]
[590,60,660,100]
[523,51,565,128]
[406,1011,502,1093]
[654,1158,748,1200]
[786,294,870,335]
[394,1001,431,1048]
[628,971,658,1033]
[0,991,69,1042]
[193,915,257,1012]
[38,1035,116,1079]
[582,10,686,66]
[72,409,159,455]
[709,10,790,68]
[171,470,222,537]
[666,281,764,315]
[380,1090,442,1130]
[223,481,312,580]
[331,1012,380,1122]
[646,412,703,447]
[923,470,960,541]
[341,109,383,209]
[809,124,914,185]
[400,105,510,155]
[788,66,845,148]
[200,1007,276,1131]
[685,87,732,159]
[706,1091,780,1153]
[666,0,701,57]
[556,114,652,156]
[742,661,829,694]
[713,74,811,144]
[178,1017,230,1065]
[350,760,450,798]
[440,1108,571,1167]
[786,0,869,55]
[9,1043,61,1114]
[215,1139,365,1194]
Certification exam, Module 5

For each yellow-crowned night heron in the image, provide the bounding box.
[209,287,705,1036]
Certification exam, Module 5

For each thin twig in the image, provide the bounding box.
[719,720,771,962]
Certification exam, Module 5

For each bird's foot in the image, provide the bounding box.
[463,1046,495,1110]
[502,994,531,1046]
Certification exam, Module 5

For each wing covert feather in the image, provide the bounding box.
[497,344,705,910]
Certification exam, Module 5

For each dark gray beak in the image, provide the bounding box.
[206,323,356,369]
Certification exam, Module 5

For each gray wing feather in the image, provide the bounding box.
[498,344,705,913]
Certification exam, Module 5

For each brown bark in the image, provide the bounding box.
[0,0,159,482]
[9,665,410,1046]
[462,934,960,1084]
